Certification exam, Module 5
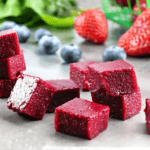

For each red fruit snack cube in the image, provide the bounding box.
[70,61,98,91]
[91,87,141,120]
[55,98,110,140]
[0,50,26,79]
[46,79,80,112]
[7,74,51,120]
[88,60,138,96]
[86,69,100,92]
[0,29,20,59]
[145,99,150,134]
[0,79,17,98]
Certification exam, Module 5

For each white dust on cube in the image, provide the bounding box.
[7,75,39,110]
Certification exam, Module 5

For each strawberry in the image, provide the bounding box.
[133,0,147,22]
[74,9,108,44]
[115,0,135,6]
[118,9,150,56]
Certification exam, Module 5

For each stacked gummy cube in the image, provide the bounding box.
[0,29,26,97]
[88,60,141,120]
[70,60,141,121]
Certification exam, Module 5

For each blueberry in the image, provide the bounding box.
[12,25,30,43]
[102,46,126,62]
[61,44,82,63]
[38,35,60,54]
[1,21,17,31]
[34,28,51,42]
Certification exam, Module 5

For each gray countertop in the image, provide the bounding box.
[1,0,150,149]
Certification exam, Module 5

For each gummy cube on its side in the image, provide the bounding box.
[0,79,17,98]
[55,98,110,140]
[145,99,150,134]
[46,79,80,112]
[91,87,141,120]
[7,74,51,120]
[88,60,138,97]
[0,50,26,79]
[0,29,21,59]
[70,61,98,91]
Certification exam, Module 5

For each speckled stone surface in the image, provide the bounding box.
[1,0,150,149]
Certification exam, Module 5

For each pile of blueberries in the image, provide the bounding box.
[1,21,127,63]
[35,28,82,63]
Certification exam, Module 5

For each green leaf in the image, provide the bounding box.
[0,0,21,18]
[24,15,41,27]
[0,0,77,27]
[46,2,57,14]
[24,0,75,27]
[40,14,74,27]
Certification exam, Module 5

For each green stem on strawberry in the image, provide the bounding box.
[136,0,141,14]
[109,0,141,15]
[146,0,150,8]
[133,10,141,15]
[127,0,133,13]
[71,7,100,17]
[109,0,124,8]
[127,0,132,8]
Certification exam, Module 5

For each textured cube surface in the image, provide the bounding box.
[0,79,17,98]
[87,68,100,92]
[7,74,51,120]
[145,99,150,134]
[88,60,138,96]
[46,79,80,112]
[0,29,20,59]
[91,87,141,120]
[55,98,110,140]
[0,50,26,79]
[70,61,98,91]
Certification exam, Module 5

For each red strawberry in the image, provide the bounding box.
[115,0,135,6]
[133,0,147,22]
[74,9,108,44]
[118,9,150,56]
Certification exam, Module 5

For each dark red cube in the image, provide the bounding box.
[55,98,110,140]
[0,29,21,59]
[86,69,100,92]
[0,50,26,79]
[88,60,138,96]
[0,79,18,98]
[146,122,150,134]
[46,79,80,112]
[70,61,98,91]
[145,99,150,134]
[7,74,51,120]
[91,87,141,120]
